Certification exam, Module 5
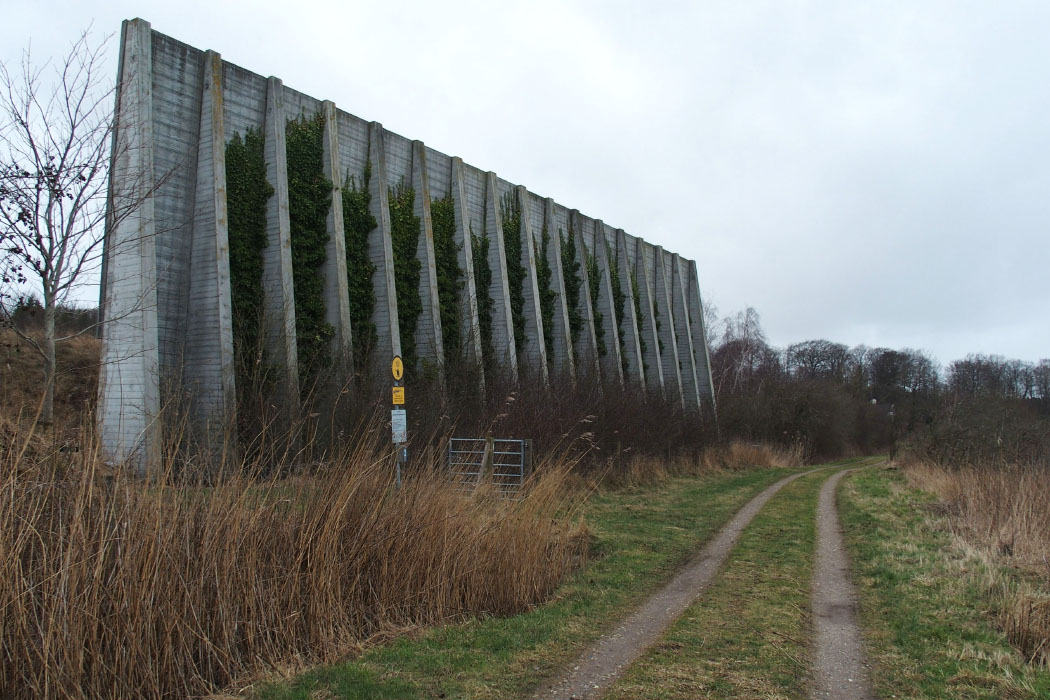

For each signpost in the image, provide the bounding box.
[391,356,406,486]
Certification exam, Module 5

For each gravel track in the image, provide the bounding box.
[533,467,823,700]
[810,465,881,700]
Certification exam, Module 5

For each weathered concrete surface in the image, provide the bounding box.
[184,49,236,444]
[653,245,685,410]
[99,19,718,471]
[616,229,645,386]
[411,140,445,370]
[261,77,300,409]
[99,18,160,474]
[592,220,624,386]
[366,121,402,374]
[570,210,602,381]
[484,171,518,379]
[634,237,664,395]
[449,157,484,380]
[670,253,702,411]
[543,198,575,383]
[320,101,352,363]
[516,184,549,386]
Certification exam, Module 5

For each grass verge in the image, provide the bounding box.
[254,466,799,699]
[840,466,1050,699]
[602,468,834,700]
[906,460,1050,665]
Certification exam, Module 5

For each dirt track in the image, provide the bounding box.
[535,462,882,700]
[810,467,878,699]
[533,467,822,700]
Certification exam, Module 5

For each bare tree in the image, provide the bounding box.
[711,307,780,397]
[1035,359,1050,403]
[785,339,851,382]
[0,30,116,424]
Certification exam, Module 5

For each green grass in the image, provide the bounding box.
[840,467,1050,699]
[603,469,832,700]
[255,467,799,699]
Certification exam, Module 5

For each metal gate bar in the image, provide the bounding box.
[447,437,531,497]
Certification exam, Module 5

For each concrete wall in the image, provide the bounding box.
[99,19,717,471]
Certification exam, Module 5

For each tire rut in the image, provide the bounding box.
[810,464,882,700]
[533,466,825,700]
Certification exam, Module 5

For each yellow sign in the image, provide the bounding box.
[392,386,405,405]
[391,355,404,381]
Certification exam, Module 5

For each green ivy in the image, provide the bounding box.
[535,223,557,366]
[286,112,334,380]
[499,191,526,355]
[471,226,495,369]
[654,295,665,354]
[225,128,273,384]
[560,228,583,357]
[586,250,607,357]
[430,192,463,361]
[389,179,423,374]
[609,248,629,376]
[342,161,378,370]
[630,269,649,373]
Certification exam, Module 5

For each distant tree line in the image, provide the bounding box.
[707,306,1049,464]
[1,295,98,336]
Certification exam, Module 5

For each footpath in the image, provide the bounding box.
[535,459,883,700]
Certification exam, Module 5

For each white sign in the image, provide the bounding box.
[391,408,407,443]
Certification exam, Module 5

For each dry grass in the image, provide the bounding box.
[600,440,804,488]
[0,419,586,699]
[907,459,1050,666]
[0,328,100,425]
[0,327,806,698]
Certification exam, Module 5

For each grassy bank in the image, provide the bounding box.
[255,466,798,699]
[840,466,1050,699]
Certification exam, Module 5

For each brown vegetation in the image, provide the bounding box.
[0,325,808,699]
[0,327,99,426]
[906,459,1050,666]
[598,440,803,489]
[0,420,587,699]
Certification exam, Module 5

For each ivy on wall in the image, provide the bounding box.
[608,246,628,376]
[225,128,273,384]
[654,295,665,354]
[630,269,649,373]
[286,112,334,380]
[430,193,463,361]
[535,223,557,365]
[388,180,423,374]
[342,162,378,370]
[499,191,526,355]
[586,251,607,358]
[471,225,495,369]
[560,228,583,357]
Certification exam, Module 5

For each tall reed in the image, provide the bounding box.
[0,416,586,699]
[907,459,1050,666]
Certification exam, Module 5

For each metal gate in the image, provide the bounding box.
[447,437,531,497]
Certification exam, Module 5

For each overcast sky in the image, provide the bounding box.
[4,0,1048,365]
